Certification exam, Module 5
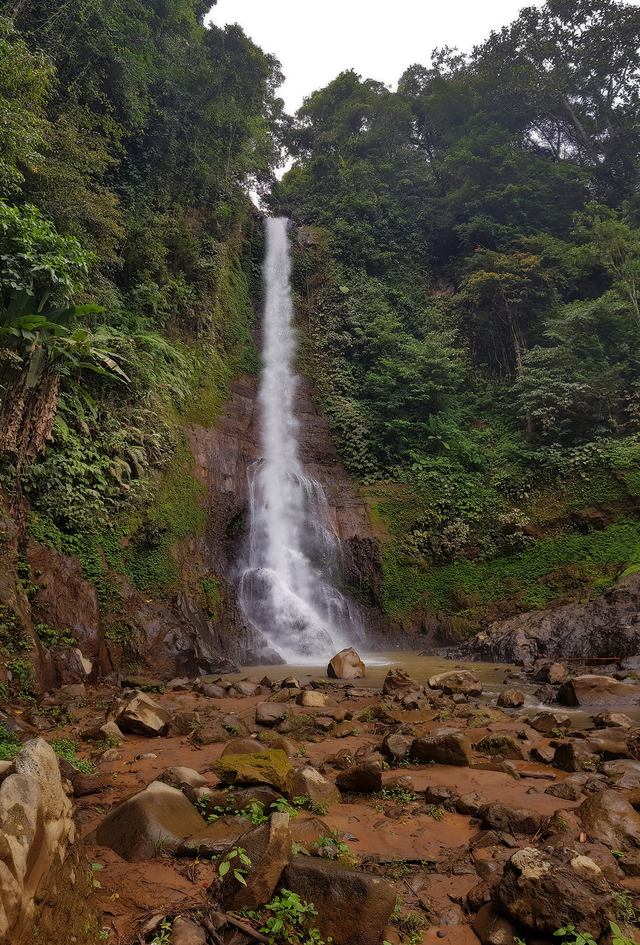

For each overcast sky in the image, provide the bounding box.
[207,0,553,115]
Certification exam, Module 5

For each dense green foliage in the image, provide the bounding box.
[0,1,280,572]
[3,0,640,633]
[272,0,640,625]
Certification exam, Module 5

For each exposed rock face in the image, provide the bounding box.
[495,846,616,938]
[456,572,640,662]
[187,375,385,661]
[282,857,397,945]
[327,647,365,679]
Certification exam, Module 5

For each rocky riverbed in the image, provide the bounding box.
[4,659,640,944]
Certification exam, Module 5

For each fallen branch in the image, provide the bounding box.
[224,914,271,944]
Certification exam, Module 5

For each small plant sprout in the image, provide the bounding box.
[218,847,251,885]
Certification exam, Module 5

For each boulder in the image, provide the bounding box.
[287,767,341,807]
[529,712,571,734]
[497,689,525,708]
[197,683,226,699]
[221,738,265,757]
[108,691,172,736]
[95,780,207,861]
[327,648,365,679]
[558,675,640,706]
[544,782,583,801]
[212,751,293,792]
[178,815,253,857]
[411,732,472,767]
[577,790,640,850]
[471,903,519,945]
[380,734,411,764]
[296,691,330,708]
[382,669,420,697]
[456,791,489,816]
[553,740,599,773]
[495,846,616,938]
[290,816,336,853]
[220,812,292,911]
[72,774,102,797]
[170,917,206,945]
[81,720,124,743]
[593,711,634,729]
[191,722,229,746]
[166,711,200,737]
[336,758,382,794]
[480,803,542,836]
[533,661,566,684]
[282,856,397,945]
[428,670,483,696]
[256,703,288,727]
[157,767,208,789]
[476,733,526,761]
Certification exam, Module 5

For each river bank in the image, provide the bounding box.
[3,657,640,944]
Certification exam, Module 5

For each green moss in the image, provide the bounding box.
[381,518,640,618]
[0,605,31,657]
[201,577,223,618]
[102,436,206,595]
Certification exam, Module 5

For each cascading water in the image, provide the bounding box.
[237,217,365,663]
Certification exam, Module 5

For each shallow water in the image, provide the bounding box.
[217,650,640,730]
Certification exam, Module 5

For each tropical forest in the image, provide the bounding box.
[1,1,640,944]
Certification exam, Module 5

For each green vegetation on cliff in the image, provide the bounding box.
[0,0,279,597]
[2,0,640,637]
[273,0,640,628]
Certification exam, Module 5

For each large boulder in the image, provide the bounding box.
[411,732,472,767]
[327,648,365,679]
[577,790,640,850]
[428,670,483,696]
[495,846,616,938]
[212,751,293,792]
[558,675,640,706]
[282,856,397,945]
[0,738,74,944]
[94,780,207,861]
[220,812,292,911]
[529,712,571,734]
[108,690,172,736]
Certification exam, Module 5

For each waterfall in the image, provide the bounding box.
[237,217,364,663]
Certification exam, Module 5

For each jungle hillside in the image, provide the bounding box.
[1,0,640,642]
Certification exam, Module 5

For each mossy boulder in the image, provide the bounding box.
[211,750,293,791]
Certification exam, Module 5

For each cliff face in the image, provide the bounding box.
[187,373,385,645]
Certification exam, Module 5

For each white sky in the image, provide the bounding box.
[207,0,551,115]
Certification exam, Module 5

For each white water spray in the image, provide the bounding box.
[237,217,364,662]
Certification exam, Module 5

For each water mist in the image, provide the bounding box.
[237,217,364,662]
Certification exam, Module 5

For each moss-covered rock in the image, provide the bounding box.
[211,750,293,791]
